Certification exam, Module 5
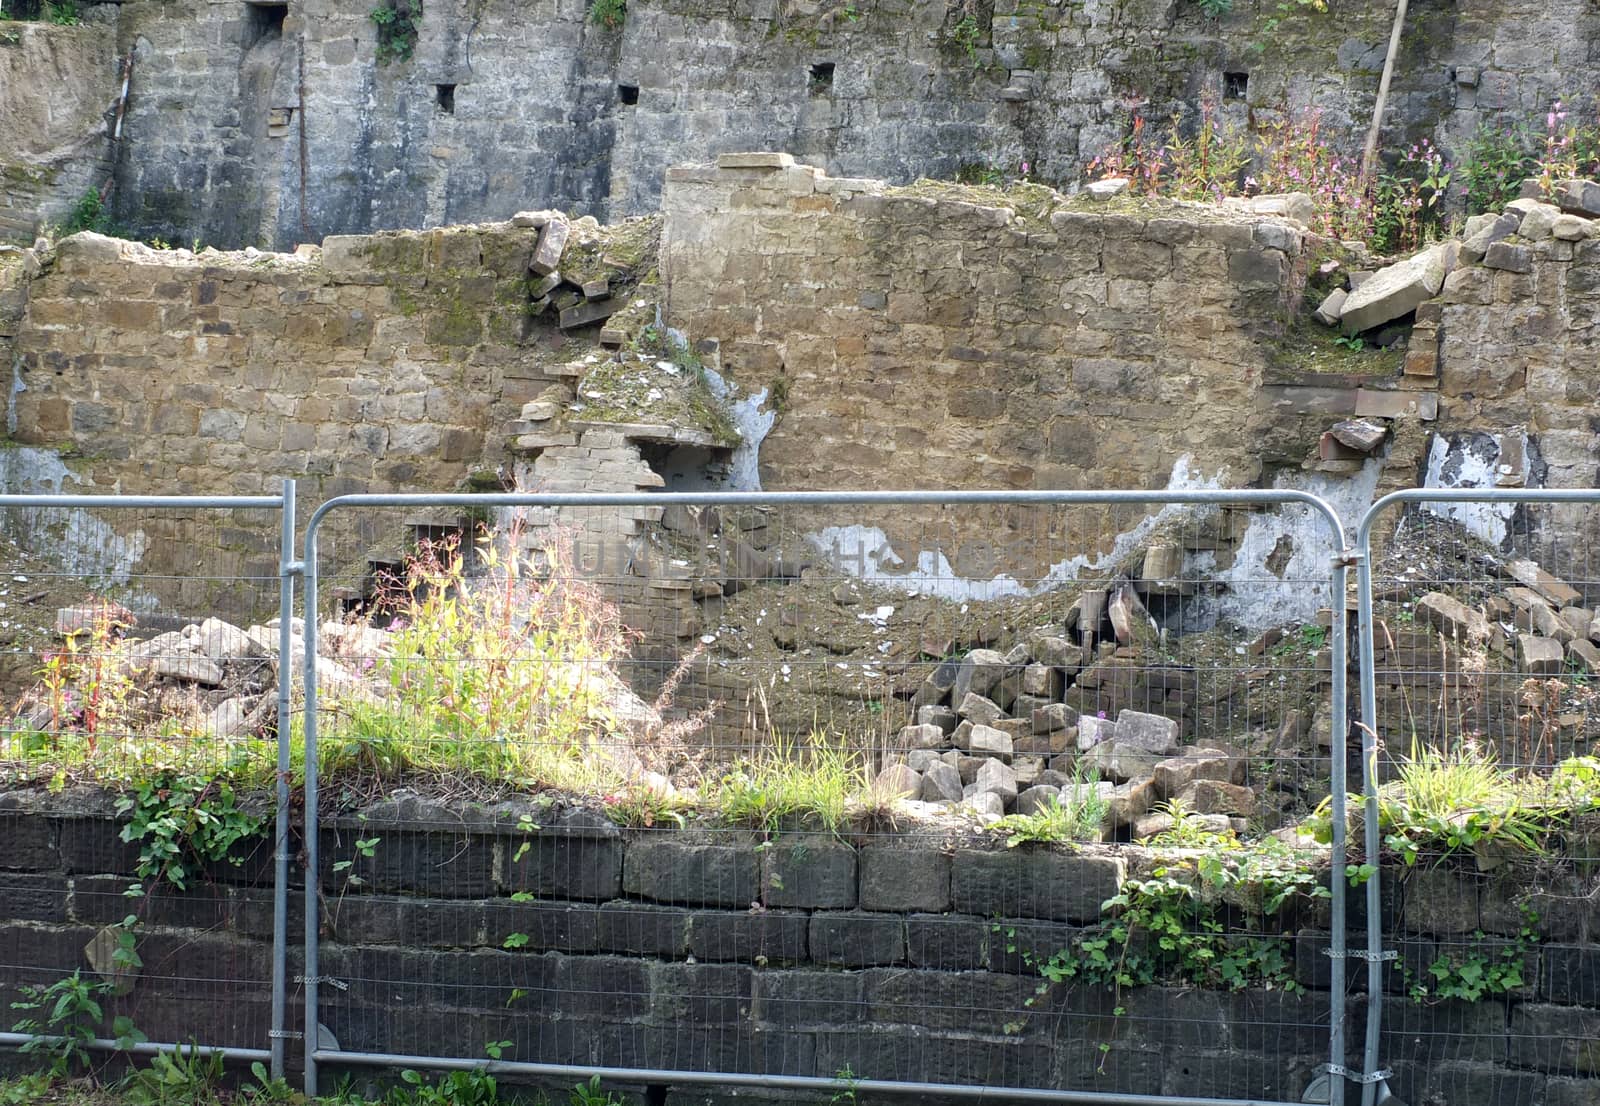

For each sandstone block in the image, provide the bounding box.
[915,705,958,734]
[899,724,947,750]
[1021,663,1062,699]
[153,655,225,686]
[1031,635,1081,670]
[1340,246,1447,334]
[530,217,570,276]
[1568,638,1600,673]
[1513,201,1562,240]
[1313,287,1347,326]
[1330,418,1387,452]
[1554,179,1600,218]
[1175,779,1256,817]
[920,761,964,803]
[1460,212,1520,263]
[1506,559,1582,607]
[511,209,561,228]
[1483,241,1532,272]
[957,692,1004,727]
[1153,750,1234,797]
[953,648,1007,702]
[874,763,922,799]
[1518,634,1565,674]
[1086,178,1130,200]
[1076,714,1115,751]
[1416,592,1488,642]
[1113,710,1181,754]
[1553,214,1591,240]
[969,724,1014,761]
[974,759,1018,805]
[961,792,1004,819]
[716,152,795,170]
[1105,778,1156,829]
[1014,785,1061,816]
[1032,703,1077,734]
[1085,738,1160,784]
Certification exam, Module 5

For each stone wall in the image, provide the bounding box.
[0,21,119,241]
[4,0,1586,249]
[1431,217,1600,580]
[2,795,1599,1104]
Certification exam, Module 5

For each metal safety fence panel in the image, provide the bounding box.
[1355,489,1600,1106]
[299,489,1356,1105]
[0,488,298,1079]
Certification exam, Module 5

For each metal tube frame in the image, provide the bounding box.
[1352,487,1600,1106]
[299,489,1353,1106]
[0,1032,272,1065]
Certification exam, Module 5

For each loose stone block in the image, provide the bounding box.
[529,217,569,275]
[716,152,795,170]
[975,758,1019,804]
[957,692,1004,727]
[898,723,946,749]
[969,724,1014,760]
[1112,709,1180,754]
[1416,592,1489,642]
[1483,241,1533,273]
[1518,633,1565,674]
[873,763,922,800]
[920,760,963,803]
[1340,246,1447,334]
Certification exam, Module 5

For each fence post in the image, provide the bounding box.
[1326,543,1352,1106]
[270,478,298,1082]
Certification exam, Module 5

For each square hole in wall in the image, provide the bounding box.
[1223,71,1248,101]
[435,84,456,114]
[243,2,288,51]
[809,61,835,95]
[618,83,640,106]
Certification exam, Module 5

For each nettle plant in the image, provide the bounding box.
[116,771,266,890]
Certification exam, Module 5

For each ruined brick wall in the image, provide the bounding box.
[29,0,1590,250]
[3,798,1598,1102]
[659,157,1309,561]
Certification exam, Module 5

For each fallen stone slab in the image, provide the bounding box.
[1553,179,1600,218]
[969,724,1014,761]
[957,692,1004,727]
[153,654,225,686]
[1085,739,1161,784]
[1032,702,1078,735]
[1113,709,1180,755]
[511,209,562,229]
[1460,211,1521,263]
[1225,192,1315,225]
[1506,559,1583,608]
[1416,591,1489,643]
[1086,177,1130,200]
[1330,418,1388,453]
[1153,750,1235,797]
[717,152,795,170]
[1076,714,1115,751]
[1014,784,1061,816]
[1568,637,1600,673]
[953,648,1007,702]
[1518,634,1564,674]
[558,297,625,329]
[1313,287,1347,326]
[529,216,570,276]
[1340,245,1447,334]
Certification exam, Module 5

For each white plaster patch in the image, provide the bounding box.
[0,446,150,594]
[1421,431,1526,547]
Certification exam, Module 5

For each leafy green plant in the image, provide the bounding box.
[713,736,868,832]
[948,12,980,64]
[9,971,145,1076]
[122,1044,225,1106]
[1333,335,1365,352]
[1405,910,1539,1003]
[371,0,421,64]
[571,1074,627,1106]
[992,779,1107,847]
[1461,119,1534,214]
[830,1066,860,1105]
[393,1067,501,1106]
[45,0,77,23]
[588,0,624,29]
[1380,740,1552,866]
[116,771,265,890]
[321,529,630,791]
[1144,796,1233,847]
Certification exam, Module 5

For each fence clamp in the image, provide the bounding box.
[1318,1063,1394,1085]
[1331,548,1364,569]
[282,559,307,577]
[1323,948,1398,963]
[268,1029,305,1041]
[295,974,350,992]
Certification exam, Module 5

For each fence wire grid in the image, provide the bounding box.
[1,484,1597,1106]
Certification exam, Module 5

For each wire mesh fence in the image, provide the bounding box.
[298,489,1354,1104]
[1354,489,1600,1106]
[0,493,292,1074]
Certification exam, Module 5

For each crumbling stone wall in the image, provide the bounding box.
[2,797,1598,1103]
[17,0,1588,249]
